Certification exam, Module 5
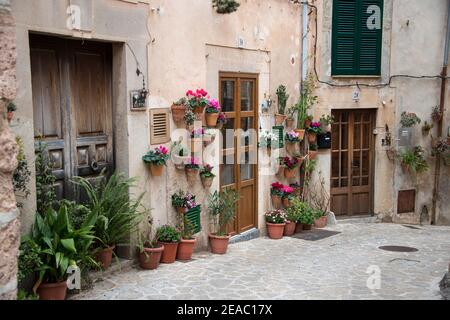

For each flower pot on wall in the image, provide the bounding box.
[266,222,286,240]
[7,112,14,122]
[205,113,219,127]
[149,163,164,177]
[285,142,297,155]
[201,176,214,188]
[275,114,286,126]
[304,118,312,128]
[186,168,199,183]
[139,245,164,270]
[171,104,186,124]
[175,206,188,215]
[283,221,296,236]
[37,281,68,300]
[294,129,305,140]
[209,233,230,254]
[177,238,196,261]
[158,242,179,264]
[193,105,205,115]
[95,245,115,269]
[282,197,292,208]
[271,194,282,209]
[308,150,318,160]
[307,132,317,143]
[286,118,295,129]
[284,168,296,179]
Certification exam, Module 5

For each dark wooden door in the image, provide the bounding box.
[219,73,258,235]
[30,34,114,202]
[330,109,375,216]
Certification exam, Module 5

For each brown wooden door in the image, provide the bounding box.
[330,110,375,216]
[30,34,114,202]
[219,73,258,235]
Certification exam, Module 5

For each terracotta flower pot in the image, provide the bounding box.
[193,105,205,114]
[286,142,297,155]
[177,238,196,261]
[171,104,186,124]
[201,175,214,188]
[314,215,328,228]
[186,168,199,182]
[308,132,317,143]
[294,129,306,140]
[175,206,188,215]
[284,168,296,179]
[149,163,164,177]
[303,224,313,231]
[206,113,219,127]
[95,245,115,269]
[37,281,68,300]
[295,223,304,233]
[275,114,287,126]
[286,118,295,129]
[158,241,179,264]
[282,197,292,208]
[308,150,318,160]
[304,118,312,128]
[266,222,286,240]
[7,112,14,122]
[209,233,230,254]
[271,194,282,209]
[139,245,164,270]
[284,221,296,236]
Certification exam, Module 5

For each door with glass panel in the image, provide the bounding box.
[219,73,258,235]
[330,110,375,216]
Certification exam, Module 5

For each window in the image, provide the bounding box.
[332,0,384,76]
[149,108,170,144]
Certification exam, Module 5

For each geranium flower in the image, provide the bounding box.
[157,145,169,155]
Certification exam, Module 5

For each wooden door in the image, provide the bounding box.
[219,73,258,235]
[30,34,114,202]
[330,110,375,216]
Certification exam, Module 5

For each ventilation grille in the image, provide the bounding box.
[150,108,170,145]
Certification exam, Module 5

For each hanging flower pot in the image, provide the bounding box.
[177,238,196,261]
[285,142,297,155]
[271,194,282,209]
[186,167,199,182]
[294,129,305,140]
[193,105,205,115]
[143,146,170,176]
[286,118,295,129]
[201,176,214,188]
[149,163,164,176]
[171,103,187,124]
[139,244,164,270]
[284,168,296,179]
[175,206,188,215]
[308,150,318,160]
[308,132,317,143]
[205,113,219,127]
[283,221,296,236]
[37,281,68,300]
[275,114,287,126]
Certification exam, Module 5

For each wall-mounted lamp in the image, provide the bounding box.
[261,93,272,113]
[382,124,392,147]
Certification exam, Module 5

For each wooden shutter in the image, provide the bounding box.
[332,0,383,76]
[150,108,170,144]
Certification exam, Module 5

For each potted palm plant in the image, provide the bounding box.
[72,171,145,270]
[185,157,201,183]
[398,146,429,174]
[207,188,240,254]
[200,164,216,188]
[156,225,181,264]
[275,85,289,125]
[205,99,221,127]
[265,209,286,240]
[171,97,187,125]
[20,203,97,300]
[270,182,284,209]
[142,145,170,176]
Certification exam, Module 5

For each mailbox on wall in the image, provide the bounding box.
[317,132,332,149]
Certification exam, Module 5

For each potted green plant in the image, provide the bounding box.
[431,106,443,123]
[288,198,309,233]
[282,185,295,208]
[313,209,328,228]
[271,182,284,209]
[298,203,315,230]
[19,203,97,300]
[137,220,164,270]
[285,200,303,236]
[293,75,317,138]
[207,188,240,254]
[185,157,201,182]
[307,121,322,143]
[319,114,334,132]
[285,130,301,154]
[72,171,145,270]
[265,209,286,240]
[398,146,429,174]
[171,190,197,215]
[205,98,221,127]
[142,145,170,176]
[275,85,289,125]
[186,88,210,115]
[7,101,17,122]
[184,108,196,131]
[422,121,434,135]
[156,225,181,264]
[286,106,296,129]
[177,215,198,261]
[283,156,300,179]
[171,97,187,125]
[309,143,318,160]
[200,164,216,188]
[400,111,421,128]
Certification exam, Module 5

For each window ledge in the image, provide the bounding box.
[331,75,382,79]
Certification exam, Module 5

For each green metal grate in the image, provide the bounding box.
[272,126,284,149]
[185,205,202,234]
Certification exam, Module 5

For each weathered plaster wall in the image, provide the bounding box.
[0,0,20,300]
[310,0,449,225]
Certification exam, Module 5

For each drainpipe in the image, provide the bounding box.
[431,0,450,225]
[301,2,309,89]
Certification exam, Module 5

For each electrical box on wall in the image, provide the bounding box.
[318,132,332,149]
[398,127,412,147]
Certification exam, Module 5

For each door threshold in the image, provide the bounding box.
[336,215,377,224]
[229,228,260,244]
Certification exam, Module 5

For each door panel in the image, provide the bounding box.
[30,34,114,203]
[331,109,375,216]
[220,74,258,235]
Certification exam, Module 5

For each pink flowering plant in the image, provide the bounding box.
[186,89,210,109]
[265,209,287,224]
[282,185,295,200]
[285,130,301,143]
[206,99,221,114]
[191,128,205,138]
[185,157,201,170]
[142,145,170,166]
[283,156,300,170]
[271,182,285,197]
[171,190,197,210]
[307,121,323,135]
[200,164,216,178]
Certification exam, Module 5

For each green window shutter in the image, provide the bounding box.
[272,126,284,149]
[185,205,201,234]
[332,0,383,76]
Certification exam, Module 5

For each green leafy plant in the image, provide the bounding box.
[200,164,216,178]
[265,209,286,224]
[431,106,443,122]
[400,112,421,127]
[319,114,335,127]
[276,85,289,115]
[184,108,196,126]
[207,188,240,236]
[17,289,39,300]
[293,74,318,129]
[72,171,146,249]
[173,97,187,106]
[298,203,315,225]
[35,140,56,215]
[286,198,309,223]
[142,146,170,166]
[156,225,181,243]
[285,205,300,223]
[422,121,434,135]
[309,143,318,151]
[212,0,240,14]
[171,190,197,210]
[13,137,31,207]
[398,146,429,173]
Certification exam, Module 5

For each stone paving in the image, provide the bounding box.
[72,223,450,300]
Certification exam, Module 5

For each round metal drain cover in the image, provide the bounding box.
[379,246,419,252]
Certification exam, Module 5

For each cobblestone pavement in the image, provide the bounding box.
[72,223,450,300]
